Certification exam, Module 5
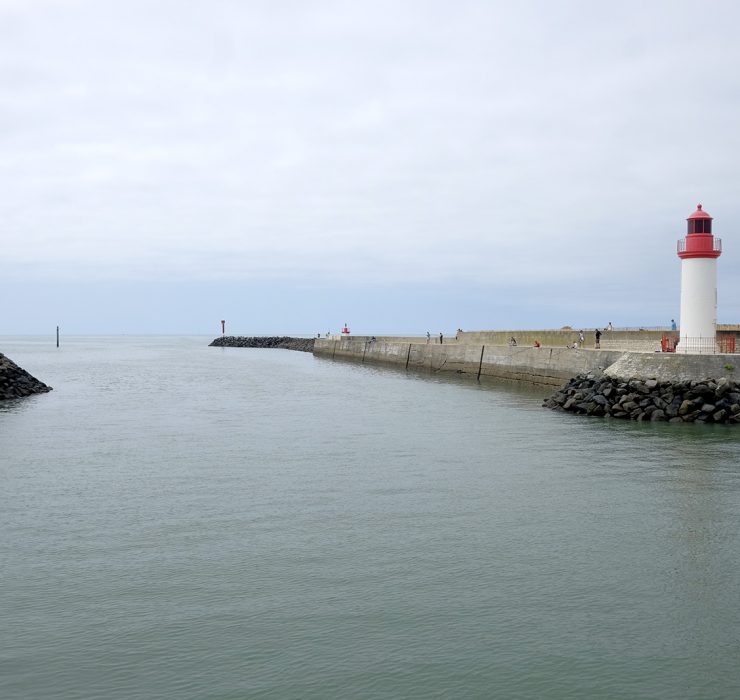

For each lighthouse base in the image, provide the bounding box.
[678,257,718,354]
[676,337,720,355]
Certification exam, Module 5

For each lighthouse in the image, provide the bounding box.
[677,204,722,354]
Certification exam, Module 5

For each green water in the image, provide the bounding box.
[2,336,739,699]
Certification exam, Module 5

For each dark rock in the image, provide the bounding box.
[543,373,740,426]
[666,398,682,418]
[0,353,53,401]
[688,384,713,400]
[209,336,316,352]
[716,379,731,397]
[630,380,650,395]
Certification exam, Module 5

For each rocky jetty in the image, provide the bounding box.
[209,336,315,352]
[543,372,740,424]
[0,353,53,400]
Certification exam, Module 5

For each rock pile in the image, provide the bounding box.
[543,373,740,424]
[0,353,53,400]
[209,336,316,353]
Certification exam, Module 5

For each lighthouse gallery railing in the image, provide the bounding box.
[677,237,722,254]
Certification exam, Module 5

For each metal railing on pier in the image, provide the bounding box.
[661,335,737,354]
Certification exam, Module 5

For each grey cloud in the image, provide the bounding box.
[1,0,739,326]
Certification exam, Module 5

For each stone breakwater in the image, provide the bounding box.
[544,373,740,424]
[209,336,315,352]
[0,353,53,400]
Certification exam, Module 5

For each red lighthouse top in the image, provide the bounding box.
[687,204,712,221]
[677,203,722,259]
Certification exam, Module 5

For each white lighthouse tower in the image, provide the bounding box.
[677,204,722,354]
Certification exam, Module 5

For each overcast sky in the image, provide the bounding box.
[1,0,739,335]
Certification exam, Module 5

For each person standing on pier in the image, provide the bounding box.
[594,328,602,349]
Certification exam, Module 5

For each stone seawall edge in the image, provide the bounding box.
[313,339,739,386]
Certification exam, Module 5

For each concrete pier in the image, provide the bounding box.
[314,337,739,386]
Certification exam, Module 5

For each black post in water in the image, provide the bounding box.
[56,326,59,348]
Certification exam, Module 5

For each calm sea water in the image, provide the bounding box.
[2,335,740,700]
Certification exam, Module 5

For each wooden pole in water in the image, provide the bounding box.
[56,326,60,348]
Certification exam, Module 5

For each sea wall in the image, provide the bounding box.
[457,329,666,352]
[332,329,689,353]
[210,336,315,352]
[0,353,53,400]
[313,338,739,386]
[314,338,624,387]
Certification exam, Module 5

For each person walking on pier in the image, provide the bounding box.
[426,332,431,343]
[439,333,444,344]
[594,328,602,349]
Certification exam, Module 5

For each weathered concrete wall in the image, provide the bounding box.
[326,335,462,344]
[336,329,668,352]
[476,346,624,384]
[314,338,739,386]
[314,338,623,387]
[604,352,739,383]
[458,329,665,351]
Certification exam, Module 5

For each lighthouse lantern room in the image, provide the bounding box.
[677,204,722,354]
